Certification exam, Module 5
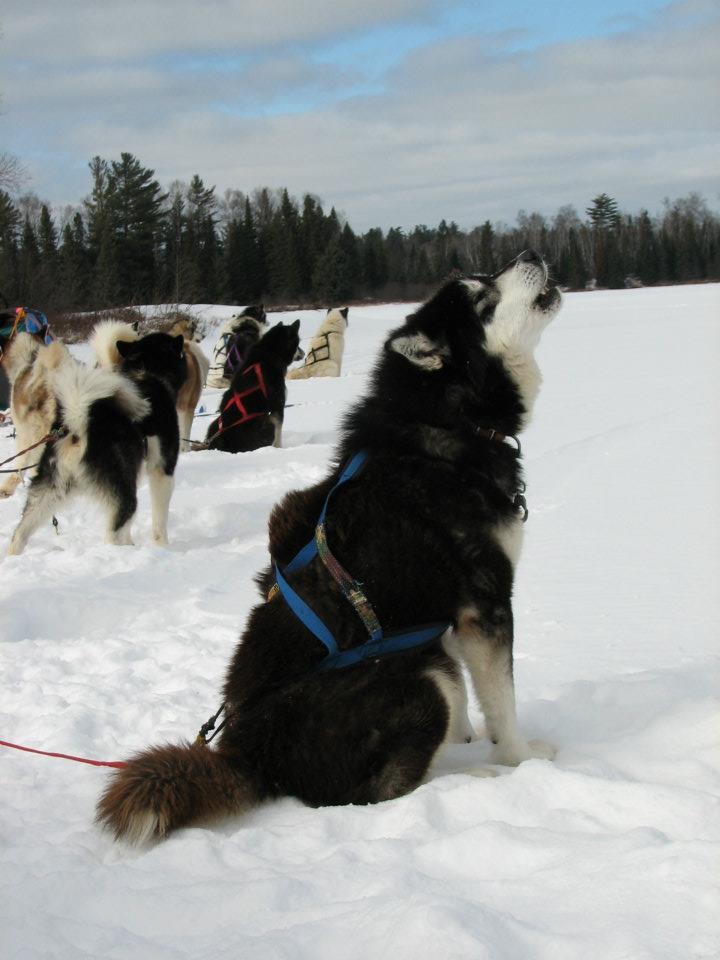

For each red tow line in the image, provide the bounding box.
[0,738,127,769]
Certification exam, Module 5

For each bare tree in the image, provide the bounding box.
[0,152,27,193]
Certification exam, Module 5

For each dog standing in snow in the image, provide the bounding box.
[3,333,151,555]
[92,321,187,546]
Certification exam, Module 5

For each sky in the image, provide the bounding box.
[1,0,718,231]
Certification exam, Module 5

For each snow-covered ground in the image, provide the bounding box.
[1,285,718,960]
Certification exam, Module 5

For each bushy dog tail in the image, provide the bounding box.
[92,320,139,370]
[96,741,260,844]
[52,361,150,442]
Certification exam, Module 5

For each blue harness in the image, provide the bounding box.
[0,308,52,344]
[196,452,452,744]
[273,450,451,672]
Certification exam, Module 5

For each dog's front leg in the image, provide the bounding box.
[146,436,176,546]
[269,413,283,448]
[456,606,554,765]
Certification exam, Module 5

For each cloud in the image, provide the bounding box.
[1,0,718,230]
[3,0,441,60]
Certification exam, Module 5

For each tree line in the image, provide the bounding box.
[0,152,718,316]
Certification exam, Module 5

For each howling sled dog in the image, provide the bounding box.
[98,251,562,843]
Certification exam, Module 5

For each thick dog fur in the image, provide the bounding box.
[287,307,349,380]
[204,320,301,453]
[0,330,58,499]
[206,305,267,389]
[5,337,151,555]
[97,251,562,843]
[93,323,187,546]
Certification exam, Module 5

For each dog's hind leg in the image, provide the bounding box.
[146,436,174,546]
[455,608,555,765]
[7,474,63,556]
[102,486,137,546]
[148,470,173,545]
[177,408,193,453]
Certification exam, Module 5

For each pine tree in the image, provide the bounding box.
[477,221,496,274]
[58,213,90,309]
[586,194,621,230]
[266,189,302,300]
[85,157,118,306]
[0,191,21,304]
[312,234,354,303]
[362,228,388,292]
[32,205,59,305]
[183,175,218,302]
[18,216,40,302]
[635,211,660,285]
[298,194,327,294]
[586,193,621,286]
[109,153,166,302]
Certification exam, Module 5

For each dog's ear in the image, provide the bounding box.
[387,328,448,371]
[131,320,140,332]
[290,318,300,332]
[340,307,349,322]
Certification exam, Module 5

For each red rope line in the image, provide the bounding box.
[0,739,127,769]
[0,429,65,469]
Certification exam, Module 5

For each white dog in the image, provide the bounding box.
[287,308,349,379]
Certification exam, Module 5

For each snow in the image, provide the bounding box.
[1,285,719,960]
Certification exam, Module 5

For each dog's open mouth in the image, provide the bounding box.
[534,283,561,310]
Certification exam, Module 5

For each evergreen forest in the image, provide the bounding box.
[1,152,718,316]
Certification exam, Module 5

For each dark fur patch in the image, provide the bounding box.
[117,332,186,475]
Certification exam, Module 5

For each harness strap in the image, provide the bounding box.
[225,338,247,374]
[303,332,333,366]
[210,363,270,443]
[272,450,450,672]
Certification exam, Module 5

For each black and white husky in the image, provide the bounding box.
[98,251,562,843]
[93,321,187,545]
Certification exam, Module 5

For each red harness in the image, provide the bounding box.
[217,362,269,435]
